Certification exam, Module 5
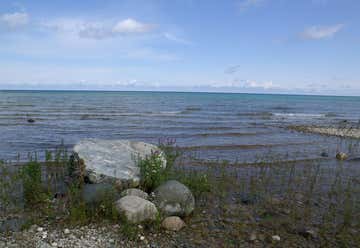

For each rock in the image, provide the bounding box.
[153,180,195,217]
[272,235,281,241]
[37,241,52,248]
[64,228,70,235]
[249,232,257,242]
[240,192,261,205]
[37,227,44,232]
[51,242,58,247]
[336,152,348,161]
[161,216,186,231]
[115,195,158,223]
[320,152,329,157]
[74,139,166,185]
[297,228,317,239]
[27,118,35,123]
[121,188,149,200]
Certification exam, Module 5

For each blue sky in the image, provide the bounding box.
[0,0,359,95]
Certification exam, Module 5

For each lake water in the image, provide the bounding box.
[1,90,360,163]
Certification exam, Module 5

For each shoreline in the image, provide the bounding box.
[288,124,360,139]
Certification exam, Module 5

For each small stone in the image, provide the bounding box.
[64,228,70,235]
[51,242,58,247]
[272,235,281,241]
[37,227,44,232]
[109,239,115,244]
[27,118,35,123]
[161,216,186,231]
[298,228,317,239]
[140,236,145,241]
[42,232,48,239]
[249,232,257,242]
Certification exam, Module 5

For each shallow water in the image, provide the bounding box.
[1,90,360,163]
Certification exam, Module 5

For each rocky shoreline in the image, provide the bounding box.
[288,124,360,139]
[1,139,360,247]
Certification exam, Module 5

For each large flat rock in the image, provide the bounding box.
[73,139,166,186]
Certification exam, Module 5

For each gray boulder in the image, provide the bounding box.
[153,180,195,217]
[73,139,166,186]
[121,188,149,200]
[115,195,158,224]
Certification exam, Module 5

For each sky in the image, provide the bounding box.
[0,0,360,95]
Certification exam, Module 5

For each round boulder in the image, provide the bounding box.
[115,195,158,224]
[153,180,195,217]
[161,216,186,231]
[121,188,149,200]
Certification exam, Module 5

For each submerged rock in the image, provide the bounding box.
[73,139,166,186]
[336,152,348,161]
[115,195,158,224]
[161,216,186,231]
[153,180,195,217]
[121,188,149,200]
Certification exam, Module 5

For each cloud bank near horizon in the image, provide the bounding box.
[0,0,359,96]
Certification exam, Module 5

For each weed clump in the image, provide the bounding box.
[22,161,49,207]
[139,151,167,192]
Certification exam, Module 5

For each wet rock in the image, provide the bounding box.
[74,139,166,185]
[320,152,329,157]
[161,216,186,231]
[121,188,149,200]
[153,180,195,217]
[115,195,158,223]
[336,152,348,161]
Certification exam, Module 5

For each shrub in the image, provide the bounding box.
[22,161,49,207]
[139,151,166,192]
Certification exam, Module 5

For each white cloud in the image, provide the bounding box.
[211,79,278,90]
[0,12,29,29]
[243,80,276,89]
[301,24,344,40]
[112,18,154,34]
[224,65,241,74]
[44,18,154,40]
[238,0,265,11]
[163,32,192,45]
[78,22,113,39]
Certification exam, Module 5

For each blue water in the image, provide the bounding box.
[1,90,360,162]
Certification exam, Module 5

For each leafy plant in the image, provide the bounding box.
[22,161,49,207]
[138,151,166,192]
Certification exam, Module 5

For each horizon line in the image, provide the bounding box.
[0,88,359,98]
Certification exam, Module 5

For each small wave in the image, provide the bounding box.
[324,112,338,117]
[237,112,273,117]
[273,113,325,118]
